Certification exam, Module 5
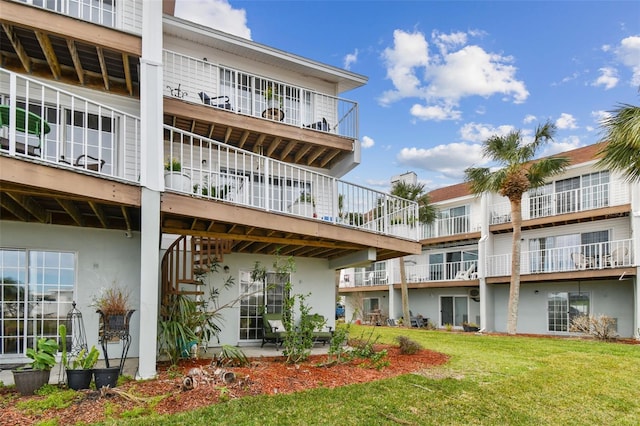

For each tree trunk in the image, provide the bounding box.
[506,197,523,335]
[399,257,410,328]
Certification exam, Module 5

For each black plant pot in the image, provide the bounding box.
[93,367,120,389]
[66,369,93,390]
[12,368,51,395]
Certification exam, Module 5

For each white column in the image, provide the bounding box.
[630,180,640,339]
[137,0,164,379]
[478,192,493,331]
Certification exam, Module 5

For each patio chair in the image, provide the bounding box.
[362,272,375,285]
[305,117,331,131]
[304,313,333,345]
[261,312,286,348]
[60,154,106,171]
[0,104,50,156]
[571,252,593,269]
[604,247,628,267]
[198,92,233,110]
[454,264,477,280]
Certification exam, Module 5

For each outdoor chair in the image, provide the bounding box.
[60,154,106,171]
[305,117,331,131]
[571,252,593,269]
[454,264,477,280]
[199,92,233,110]
[303,313,333,345]
[604,247,628,267]
[261,312,286,348]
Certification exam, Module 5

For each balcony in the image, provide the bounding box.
[161,126,418,240]
[340,270,389,288]
[394,260,478,284]
[486,239,635,277]
[11,0,143,34]
[490,182,630,227]
[0,68,141,182]
[162,50,358,170]
[419,213,475,240]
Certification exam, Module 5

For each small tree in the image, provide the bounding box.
[596,102,640,182]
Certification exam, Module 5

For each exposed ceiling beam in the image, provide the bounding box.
[95,46,109,91]
[122,53,133,96]
[280,141,297,161]
[320,149,340,168]
[294,144,313,163]
[2,23,31,73]
[57,199,84,226]
[266,137,281,157]
[88,201,109,228]
[0,195,30,221]
[66,39,85,85]
[35,31,61,80]
[306,147,325,166]
[7,192,49,223]
[237,130,250,148]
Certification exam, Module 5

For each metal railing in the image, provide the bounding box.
[163,126,418,239]
[339,269,389,287]
[490,182,629,225]
[419,213,472,239]
[0,69,141,182]
[395,260,478,283]
[16,0,143,34]
[163,50,359,140]
[486,239,634,276]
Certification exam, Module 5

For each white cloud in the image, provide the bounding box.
[426,45,529,104]
[614,35,640,86]
[396,142,486,179]
[379,29,528,121]
[555,113,578,130]
[523,114,537,124]
[343,49,358,70]
[593,67,619,89]
[591,110,610,126]
[459,122,515,143]
[410,104,461,121]
[175,0,251,39]
[539,136,583,157]
[361,135,375,148]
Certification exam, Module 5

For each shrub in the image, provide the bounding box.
[570,314,618,341]
[395,335,422,355]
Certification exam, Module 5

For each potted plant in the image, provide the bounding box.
[12,336,58,395]
[262,86,284,121]
[59,324,99,390]
[92,285,135,387]
[164,157,191,192]
[289,191,316,218]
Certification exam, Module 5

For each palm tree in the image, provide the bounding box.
[390,181,436,327]
[464,121,569,334]
[596,103,640,182]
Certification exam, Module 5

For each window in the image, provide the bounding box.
[438,205,469,235]
[440,296,468,327]
[429,250,477,280]
[32,0,115,27]
[529,231,609,273]
[548,292,589,332]
[238,270,288,341]
[363,298,379,316]
[1,249,74,356]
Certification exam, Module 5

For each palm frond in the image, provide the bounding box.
[596,103,640,182]
[527,156,571,188]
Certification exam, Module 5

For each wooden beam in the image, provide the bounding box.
[57,199,84,226]
[294,144,313,163]
[0,195,29,221]
[34,31,61,80]
[95,46,110,91]
[121,206,132,231]
[223,127,233,143]
[7,192,49,223]
[66,39,85,85]
[237,130,250,149]
[88,201,109,228]
[306,147,326,166]
[207,123,216,139]
[122,53,133,96]
[320,149,340,168]
[266,137,281,157]
[1,23,31,73]
[280,141,297,161]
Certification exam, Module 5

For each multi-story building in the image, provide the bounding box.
[0,0,421,377]
[340,143,640,339]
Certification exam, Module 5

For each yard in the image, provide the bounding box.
[2,325,639,425]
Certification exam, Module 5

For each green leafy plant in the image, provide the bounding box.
[69,346,100,370]
[164,157,181,172]
[297,191,315,205]
[327,323,350,362]
[25,337,58,371]
[214,345,249,367]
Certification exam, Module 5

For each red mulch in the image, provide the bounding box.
[0,346,449,425]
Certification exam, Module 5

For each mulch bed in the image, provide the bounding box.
[0,345,449,425]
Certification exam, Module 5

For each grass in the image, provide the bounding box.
[103,325,639,425]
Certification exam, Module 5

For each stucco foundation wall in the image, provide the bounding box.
[491,279,635,337]
[0,221,142,360]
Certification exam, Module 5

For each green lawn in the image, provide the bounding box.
[109,326,640,426]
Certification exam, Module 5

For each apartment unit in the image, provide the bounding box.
[340,143,640,339]
[0,0,420,377]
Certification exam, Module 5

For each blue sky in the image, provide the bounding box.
[175,0,640,192]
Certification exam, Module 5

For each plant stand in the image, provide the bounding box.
[97,309,135,375]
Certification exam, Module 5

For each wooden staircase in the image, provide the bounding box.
[161,235,233,306]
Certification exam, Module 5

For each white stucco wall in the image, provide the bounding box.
[0,221,142,360]
[491,279,635,337]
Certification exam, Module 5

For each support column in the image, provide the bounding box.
[630,179,640,339]
[137,0,164,379]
